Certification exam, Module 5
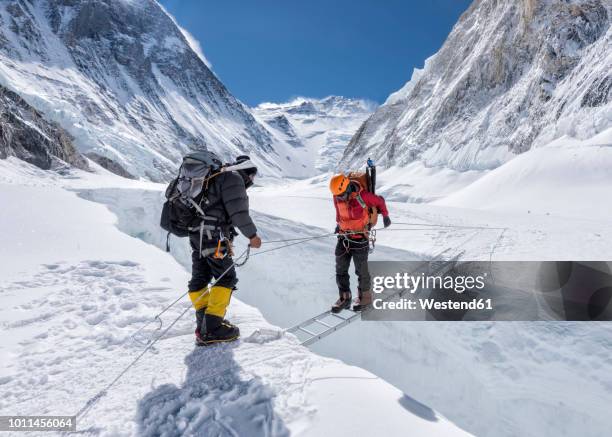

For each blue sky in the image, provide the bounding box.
[160,0,472,107]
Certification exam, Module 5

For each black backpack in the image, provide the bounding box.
[160,151,223,249]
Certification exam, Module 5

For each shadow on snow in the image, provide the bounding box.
[137,343,289,437]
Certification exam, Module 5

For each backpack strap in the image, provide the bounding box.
[355,193,367,209]
[187,197,207,217]
[189,221,223,258]
[198,170,224,207]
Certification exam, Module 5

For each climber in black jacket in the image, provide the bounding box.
[188,155,261,346]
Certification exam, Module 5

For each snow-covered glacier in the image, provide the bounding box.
[0,157,472,437]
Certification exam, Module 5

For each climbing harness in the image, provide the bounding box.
[213,230,234,260]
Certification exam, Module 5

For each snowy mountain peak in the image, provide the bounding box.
[258,96,375,118]
[318,95,377,115]
[254,96,376,173]
[342,0,611,172]
[0,0,310,180]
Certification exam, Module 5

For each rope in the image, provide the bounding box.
[130,246,251,346]
[489,228,508,263]
[254,223,498,247]
[260,232,335,244]
[370,227,470,232]
[74,222,508,424]
[132,228,388,344]
[391,222,507,231]
[156,228,488,402]
[251,233,333,256]
[131,225,491,344]
[258,223,485,246]
[487,227,508,281]
[75,248,250,422]
[130,292,186,346]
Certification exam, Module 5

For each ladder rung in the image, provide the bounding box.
[301,313,360,346]
[314,318,333,328]
[286,310,332,333]
[287,242,467,348]
[331,312,349,321]
[298,326,317,336]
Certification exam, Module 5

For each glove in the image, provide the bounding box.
[334,224,340,234]
[249,235,262,249]
[383,216,392,228]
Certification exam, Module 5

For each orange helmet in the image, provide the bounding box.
[329,174,350,196]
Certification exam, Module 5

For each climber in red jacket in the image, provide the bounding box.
[329,174,391,313]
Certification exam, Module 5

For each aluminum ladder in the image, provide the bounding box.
[286,250,464,347]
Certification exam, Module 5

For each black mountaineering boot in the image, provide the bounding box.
[198,314,240,346]
[331,291,352,313]
[194,309,206,345]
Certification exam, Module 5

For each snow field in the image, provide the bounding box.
[79,161,612,437]
[2,124,612,437]
[0,160,469,436]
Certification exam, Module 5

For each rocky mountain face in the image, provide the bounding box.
[255,96,376,173]
[0,84,87,170]
[0,0,309,181]
[342,0,611,171]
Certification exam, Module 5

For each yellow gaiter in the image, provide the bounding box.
[188,287,210,311]
[206,286,233,318]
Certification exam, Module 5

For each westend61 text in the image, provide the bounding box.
[372,298,493,311]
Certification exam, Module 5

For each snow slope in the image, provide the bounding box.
[254,96,376,173]
[0,0,310,181]
[3,153,612,437]
[342,0,611,172]
[436,129,612,219]
[0,159,469,436]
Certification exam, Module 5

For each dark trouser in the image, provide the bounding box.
[188,237,238,291]
[335,237,371,295]
[188,236,238,332]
